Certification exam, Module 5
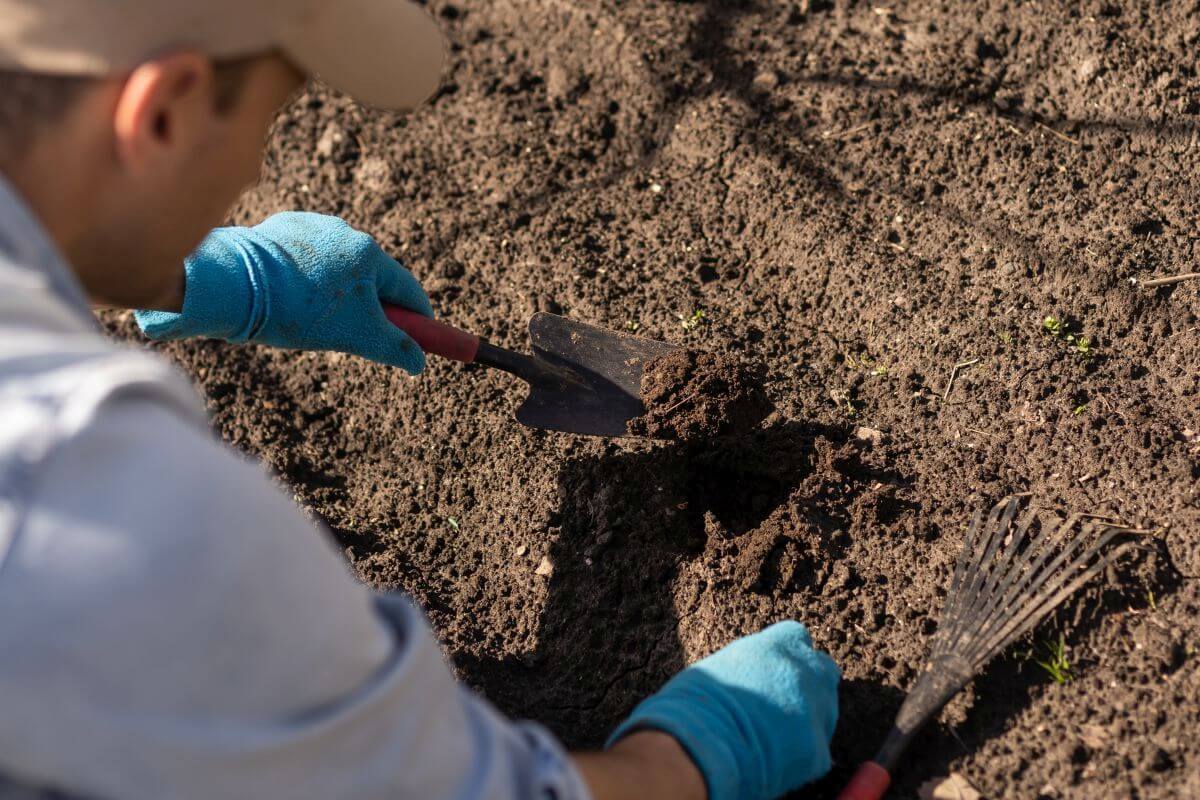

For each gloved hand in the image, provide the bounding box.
[607,621,839,800]
[135,212,433,374]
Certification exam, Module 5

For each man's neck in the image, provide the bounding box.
[3,145,98,265]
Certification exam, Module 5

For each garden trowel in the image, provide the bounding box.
[384,306,678,437]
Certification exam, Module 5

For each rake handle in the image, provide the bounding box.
[837,762,891,800]
[384,305,480,363]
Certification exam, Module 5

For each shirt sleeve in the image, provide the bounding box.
[0,397,590,800]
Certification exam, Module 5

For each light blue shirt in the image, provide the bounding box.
[0,175,589,800]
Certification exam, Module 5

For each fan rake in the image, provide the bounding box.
[838,495,1147,800]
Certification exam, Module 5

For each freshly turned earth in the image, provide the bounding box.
[628,349,772,440]
[105,2,1200,797]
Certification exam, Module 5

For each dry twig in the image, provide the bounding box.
[1035,120,1079,145]
[1139,272,1200,288]
[822,122,874,139]
[942,358,980,401]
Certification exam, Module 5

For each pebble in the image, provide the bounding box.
[1077,57,1100,83]
[314,123,344,160]
[546,64,571,101]
[752,68,780,92]
[515,544,528,557]
[854,426,886,446]
[918,773,983,800]
[535,555,555,577]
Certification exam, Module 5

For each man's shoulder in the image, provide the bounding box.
[0,281,210,560]
[0,282,206,446]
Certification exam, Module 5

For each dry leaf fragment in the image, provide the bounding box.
[918,772,984,800]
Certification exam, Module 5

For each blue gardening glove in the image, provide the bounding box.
[135,212,433,374]
[608,621,839,800]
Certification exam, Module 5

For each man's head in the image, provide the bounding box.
[0,1,443,309]
[0,57,257,158]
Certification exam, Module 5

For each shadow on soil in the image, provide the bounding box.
[453,412,1180,797]
[454,421,863,735]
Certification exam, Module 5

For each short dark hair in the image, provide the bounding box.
[0,56,259,159]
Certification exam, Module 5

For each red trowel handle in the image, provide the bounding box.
[837,762,891,800]
[384,304,481,363]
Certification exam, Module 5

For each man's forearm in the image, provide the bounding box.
[573,731,706,800]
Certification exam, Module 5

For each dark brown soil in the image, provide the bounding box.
[105,1,1200,797]
[628,349,772,440]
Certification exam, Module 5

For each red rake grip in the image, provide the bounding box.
[837,762,892,800]
[383,304,481,363]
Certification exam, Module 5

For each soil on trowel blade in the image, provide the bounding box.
[628,349,773,441]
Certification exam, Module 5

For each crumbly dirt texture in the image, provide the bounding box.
[105,2,1200,797]
[628,349,772,440]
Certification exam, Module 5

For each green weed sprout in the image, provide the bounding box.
[1043,316,1095,360]
[680,309,706,331]
[1035,633,1073,684]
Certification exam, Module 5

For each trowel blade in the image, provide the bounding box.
[514,313,678,437]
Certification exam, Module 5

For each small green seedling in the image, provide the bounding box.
[845,353,888,376]
[1073,403,1088,416]
[1035,633,1073,684]
[624,320,641,333]
[1043,316,1095,360]
[679,309,706,331]
[446,517,460,532]
[997,331,1013,345]
[829,388,858,417]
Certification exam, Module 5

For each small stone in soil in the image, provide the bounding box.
[627,349,773,441]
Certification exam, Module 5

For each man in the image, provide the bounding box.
[0,1,840,798]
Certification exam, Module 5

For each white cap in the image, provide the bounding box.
[0,0,445,111]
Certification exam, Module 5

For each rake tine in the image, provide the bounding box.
[952,504,1042,663]
[974,530,1133,661]
[964,513,1093,664]
[942,507,983,617]
[972,523,1129,666]
[928,506,986,657]
[982,514,1092,626]
[997,519,1116,622]
[975,540,1135,662]
[936,498,1017,657]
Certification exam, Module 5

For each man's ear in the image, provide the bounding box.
[112,50,218,174]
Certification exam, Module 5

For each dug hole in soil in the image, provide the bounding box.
[107,1,1200,797]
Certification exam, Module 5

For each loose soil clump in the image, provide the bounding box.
[628,349,772,440]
